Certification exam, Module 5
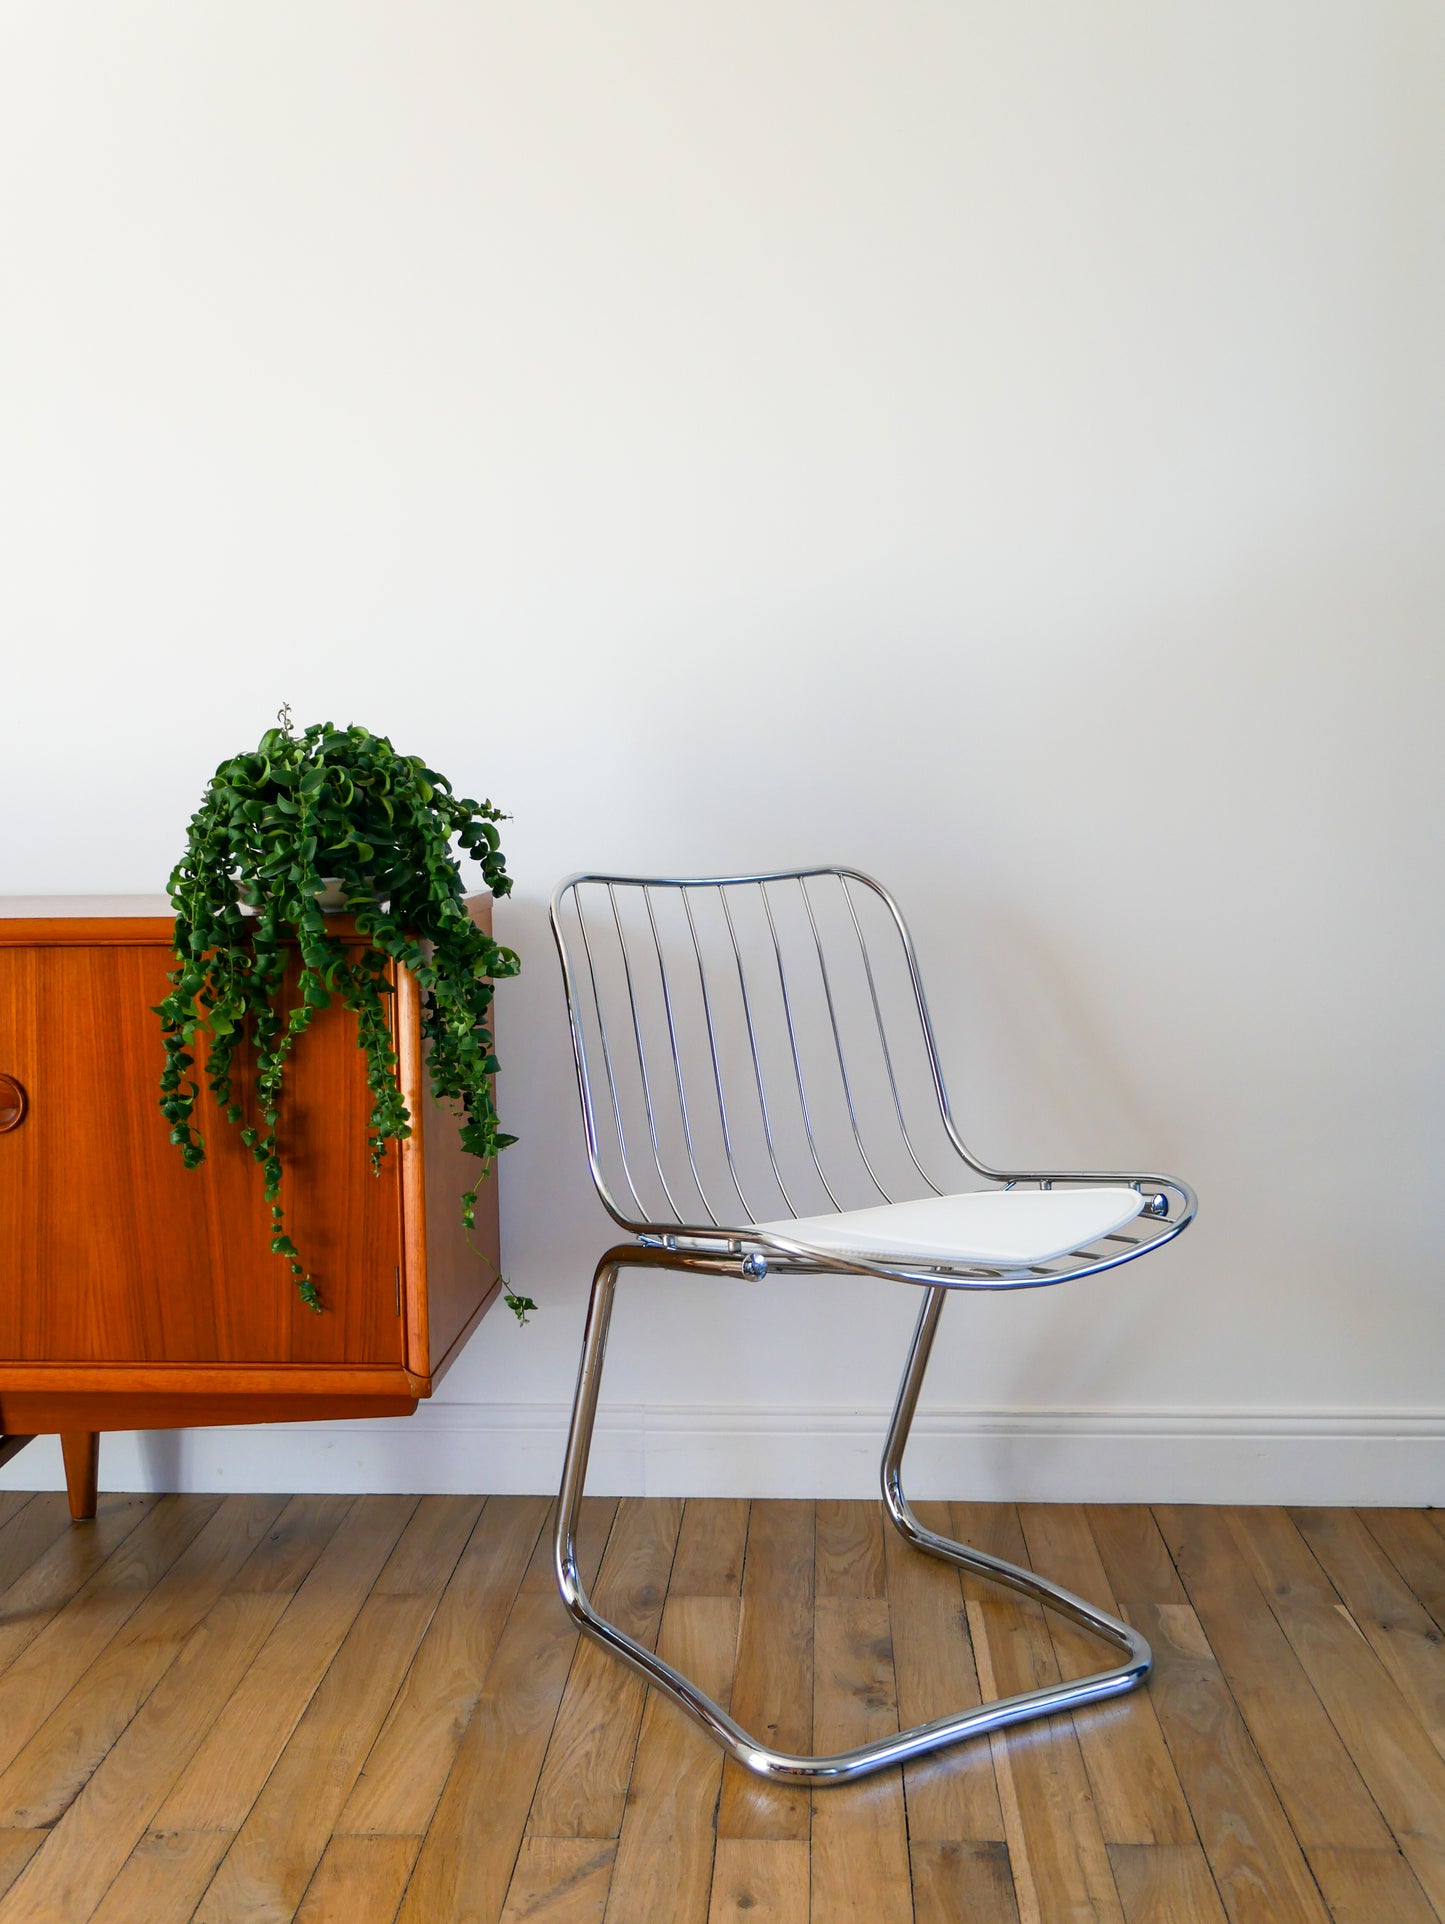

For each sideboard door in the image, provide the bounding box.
[0,939,406,1366]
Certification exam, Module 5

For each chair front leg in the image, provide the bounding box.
[555,1252,622,1615]
[553,1250,768,1770]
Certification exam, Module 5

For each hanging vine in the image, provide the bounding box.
[155,711,531,1320]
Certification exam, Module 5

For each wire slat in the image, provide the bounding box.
[797,874,893,1204]
[718,884,800,1219]
[680,887,756,1223]
[837,874,944,1195]
[606,885,685,1223]
[573,893,651,1221]
[642,885,720,1225]
[758,880,843,1211]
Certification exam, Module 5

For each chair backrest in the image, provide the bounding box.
[550,867,981,1237]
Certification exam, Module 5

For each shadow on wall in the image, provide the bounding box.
[139,1429,185,1493]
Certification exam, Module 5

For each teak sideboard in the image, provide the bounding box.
[0,897,502,1519]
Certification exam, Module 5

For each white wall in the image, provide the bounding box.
[3,0,1442,1503]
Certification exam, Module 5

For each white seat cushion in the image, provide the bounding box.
[752,1186,1144,1267]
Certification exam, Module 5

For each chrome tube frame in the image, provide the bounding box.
[550,867,1192,1783]
[555,1246,1150,1785]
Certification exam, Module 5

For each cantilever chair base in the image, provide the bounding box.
[555,1247,1152,1787]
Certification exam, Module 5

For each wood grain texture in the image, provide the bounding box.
[0,1493,221,1785]
[0,1491,96,1587]
[1305,1846,1440,1924]
[885,1499,1004,1847]
[0,901,504,1445]
[0,1493,156,1680]
[0,1496,1442,1924]
[1289,1505,1445,1762]
[707,1840,809,1924]
[193,1587,440,1923]
[0,1834,44,1906]
[0,1494,336,1922]
[396,1497,618,1924]
[518,1499,615,1596]
[0,1495,279,1830]
[668,1497,749,1598]
[0,940,404,1366]
[1019,1503,1196,1848]
[0,1385,420,1433]
[0,1492,34,1538]
[1225,1504,1445,1917]
[1107,1843,1229,1924]
[1154,1504,1391,1850]
[0,917,181,946]
[527,1496,683,1840]
[1089,1505,1331,1924]
[499,1840,615,1924]
[294,1834,421,1924]
[157,1495,416,1834]
[716,1500,814,1844]
[910,1840,1021,1924]
[604,1593,738,1924]
[88,1830,234,1924]
[0,1590,284,1923]
[1359,1508,1445,1635]
[603,1593,740,1924]
[814,1499,886,1599]
[340,1495,548,1839]
[809,1597,911,1924]
[409,897,504,1386]
[370,1495,481,1598]
[954,1502,1124,1924]
[60,1432,98,1521]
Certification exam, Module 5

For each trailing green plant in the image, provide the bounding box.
[155,710,532,1321]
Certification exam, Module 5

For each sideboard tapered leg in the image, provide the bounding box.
[60,1431,99,1521]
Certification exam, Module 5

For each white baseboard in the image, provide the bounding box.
[4,1402,1443,1506]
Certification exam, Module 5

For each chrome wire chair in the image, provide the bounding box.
[550,868,1196,1786]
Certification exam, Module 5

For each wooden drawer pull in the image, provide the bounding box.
[0,1075,27,1132]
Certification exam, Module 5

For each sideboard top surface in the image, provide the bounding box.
[0,897,173,943]
[0,896,175,916]
[0,895,491,946]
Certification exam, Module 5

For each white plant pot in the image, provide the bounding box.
[238,878,369,916]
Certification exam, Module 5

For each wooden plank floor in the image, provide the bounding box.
[0,1495,1441,1922]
